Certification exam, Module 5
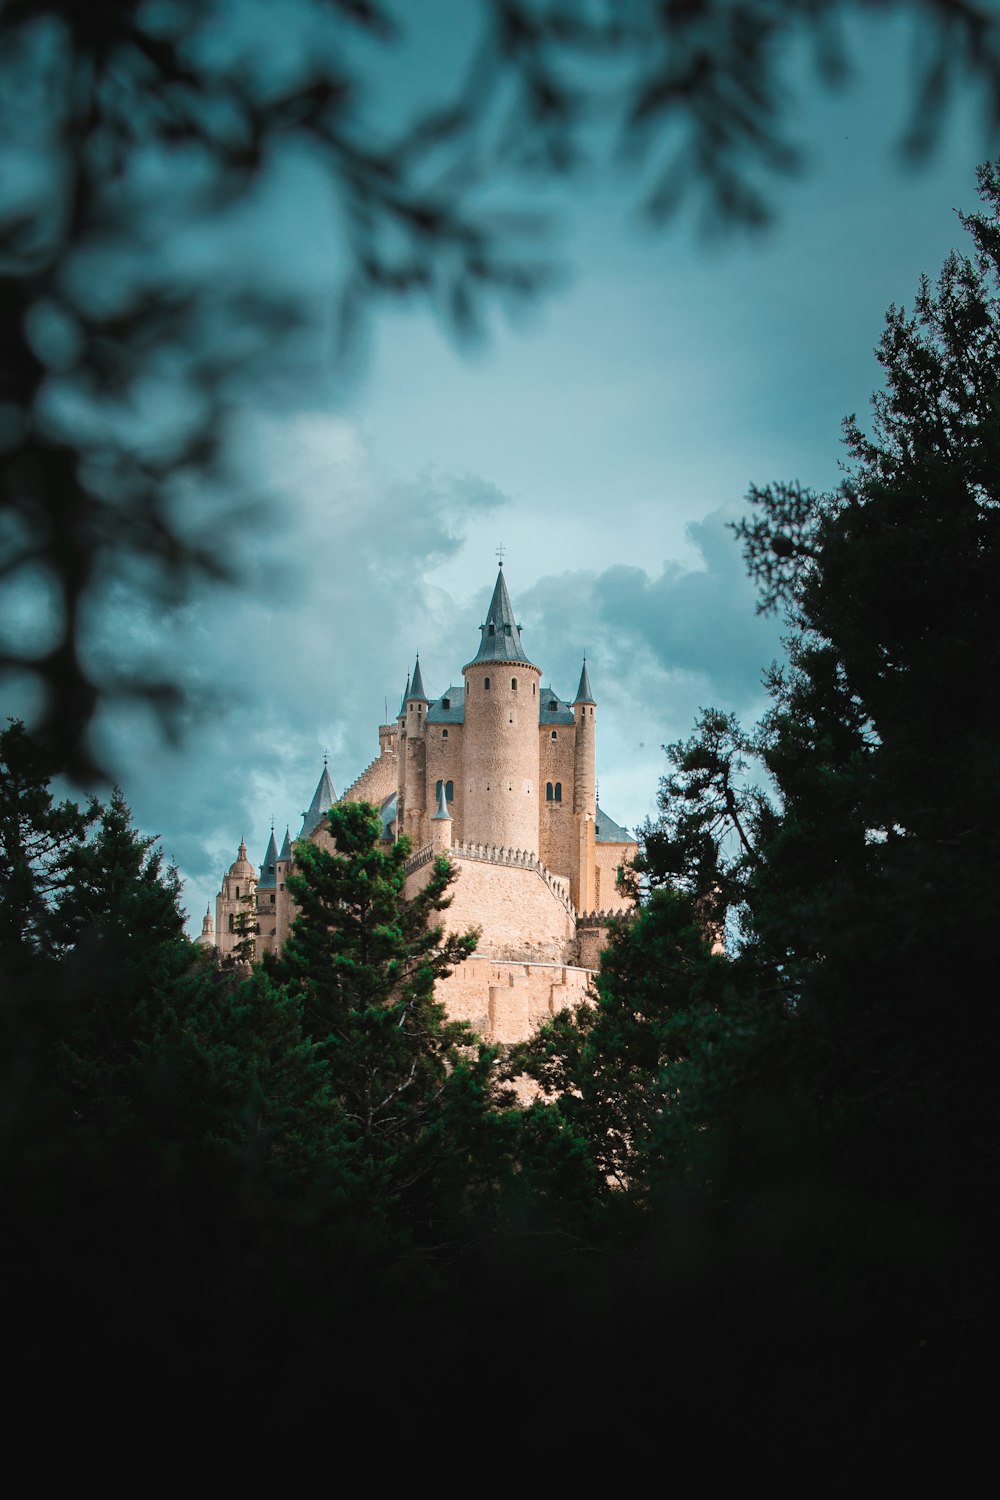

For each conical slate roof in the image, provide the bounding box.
[258,827,279,889]
[299,760,337,839]
[397,673,410,718]
[408,655,429,703]
[278,826,292,862]
[465,565,534,667]
[573,658,595,705]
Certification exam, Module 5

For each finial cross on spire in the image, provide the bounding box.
[496,542,505,566]
[323,748,329,767]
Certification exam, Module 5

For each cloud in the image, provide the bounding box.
[93,414,511,929]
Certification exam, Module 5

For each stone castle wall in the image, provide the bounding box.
[438,956,594,1044]
[404,843,577,966]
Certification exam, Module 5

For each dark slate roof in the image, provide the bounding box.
[258,827,279,889]
[300,761,337,839]
[595,805,633,844]
[465,565,535,667]
[278,826,292,861]
[574,658,595,705]
[408,655,429,703]
[539,687,576,726]
[397,673,410,718]
[426,684,465,724]
[380,792,397,839]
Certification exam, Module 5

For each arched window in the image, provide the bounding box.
[546,783,553,801]
[442,728,449,738]
[551,730,557,740]
[484,676,491,690]
[511,677,517,691]
[437,779,454,802]
[234,885,240,898]
[554,782,562,802]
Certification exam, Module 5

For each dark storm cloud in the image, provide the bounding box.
[96,417,510,926]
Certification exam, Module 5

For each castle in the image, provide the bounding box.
[199,564,638,1042]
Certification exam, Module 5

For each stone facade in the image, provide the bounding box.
[205,566,638,1041]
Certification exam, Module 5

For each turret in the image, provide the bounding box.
[258,825,279,889]
[461,564,541,854]
[300,756,337,840]
[572,659,597,909]
[430,777,453,855]
[572,658,597,817]
[275,826,294,950]
[403,655,429,844]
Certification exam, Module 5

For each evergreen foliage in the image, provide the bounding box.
[273,801,507,1241]
[7,161,1000,1447]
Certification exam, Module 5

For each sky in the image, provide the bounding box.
[38,2,997,932]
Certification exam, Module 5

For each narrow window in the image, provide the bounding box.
[442,697,451,709]
[551,731,557,740]
[511,677,517,691]
[532,682,536,696]
[270,893,275,905]
[446,781,454,801]
[484,677,491,690]
[235,885,240,899]
[442,728,449,739]
[554,782,563,802]
[504,623,511,635]
[228,914,235,933]
[546,783,553,802]
[488,623,495,635]
[436,779,443,800]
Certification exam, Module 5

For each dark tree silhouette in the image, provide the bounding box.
[2,0,998,774]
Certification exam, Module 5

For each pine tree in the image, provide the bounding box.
[0,719,96,982]
[273,800,506,1241]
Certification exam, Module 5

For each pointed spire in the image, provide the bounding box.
[466,565,533,667]
[197,905,215,945]
[408,654,429,703]
[300,759,338,839]
[279,826,292,862]
[258,826,280,889]
[398,671,411,718]
[573,657,595,705]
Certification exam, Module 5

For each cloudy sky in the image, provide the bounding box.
[61,3,994,931]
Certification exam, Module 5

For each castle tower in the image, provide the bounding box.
[256,824,280,952]
[275,825,294,950]
[215,837,257,959]
[403,656,429,847]
[430,777,453,855]
[573,659,597,910]
[462,564,542,854]
[395,670,410,838]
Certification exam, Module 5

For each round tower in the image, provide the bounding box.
[572,658,597,817]
[461,565,541,854]
[572,659,597,911]
[403,655,429,846]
